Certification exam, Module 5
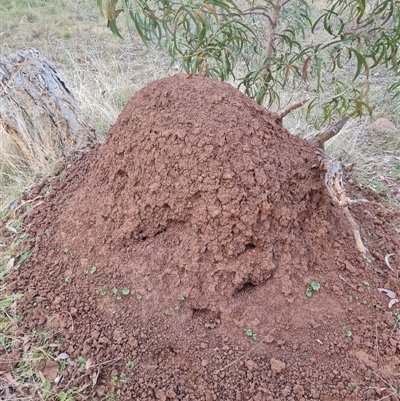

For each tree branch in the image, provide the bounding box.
[309,116,350,150]
[279,98,309,119]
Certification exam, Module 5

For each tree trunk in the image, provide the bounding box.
[0,48,95,168]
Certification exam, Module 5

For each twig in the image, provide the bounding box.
[338,274,356,290]
[279,99,309,119]
[375,324,381,369]
[376,392,399,401]
[373,371,400,400]
[62,357,123,390]
[214,328,275,374]
[12,196,43,217]
[90,357,122,369]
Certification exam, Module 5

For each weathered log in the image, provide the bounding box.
[0,48,95,166]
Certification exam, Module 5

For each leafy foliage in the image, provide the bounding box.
[97,0,400,124]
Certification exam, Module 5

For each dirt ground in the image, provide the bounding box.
[4,75,400,400]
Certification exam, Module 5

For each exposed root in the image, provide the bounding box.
[316,149,368,256]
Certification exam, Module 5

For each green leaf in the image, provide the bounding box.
[348,47,369,80]
[122,288,130,295]
[19,248,33,266]
[42,380,52,399]
[310,282,320,291]
[109,18,124,39]
[90,266,97,274]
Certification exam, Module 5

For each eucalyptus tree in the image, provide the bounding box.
[97,0,400,130]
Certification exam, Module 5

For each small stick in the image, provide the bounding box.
[214,328,276,374]
[375,325,381,369]
[373,371,399,401]
[376,392,399,401]
[12,196,43,217]
[279,99,308,119]
[338,274,356,290]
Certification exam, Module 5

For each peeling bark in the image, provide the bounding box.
[0,48,95,165]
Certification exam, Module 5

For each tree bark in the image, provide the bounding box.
[309,116,350,150]
[0,49,95,167]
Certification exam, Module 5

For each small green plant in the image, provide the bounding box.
[58,388,79,401]
[112,288,122,300]
[245,328,257,341]
[177,294,185,301]
[111,373,126,383]
[305,282,320,297]
[90,266,97,274]
[121,288,130,296]
[362,280,371,292]
[135,293,142,300]
[342,324,353,342]
[126,360,134,369]
[99,288,107,296]
[42,380,52,399]
[349,382,356,391]
[164,309,170,316]
[390,309,400,329]
[77,356,85,372]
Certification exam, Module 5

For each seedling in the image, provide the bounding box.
[390,309,400,329]
[305,281,320,297]
[99,288,107,296]
[58,388,79,401]
[112,288,121,300]
[111,373,127,383]
[164,309,170,315]
[121,288,130,296]
[349,382,356,391]
[135,293,142,300]
[245,328,257,341]
[178,294,185,301]
[90,266,97,274]
[362,280,371,292]
[42,380,52,399]
[126,360,134,369]
[342,324,353,342]
[77,356,85,372]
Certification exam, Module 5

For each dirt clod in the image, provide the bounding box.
[7,75,400,400]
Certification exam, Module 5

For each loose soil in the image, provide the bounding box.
[4,75,400,400]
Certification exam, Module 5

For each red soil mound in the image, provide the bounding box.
[8,75,400,400]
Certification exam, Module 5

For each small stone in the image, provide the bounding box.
[270,358,285,374]
[371,117,397,133]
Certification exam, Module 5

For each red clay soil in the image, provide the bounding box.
[5,74,400,400]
